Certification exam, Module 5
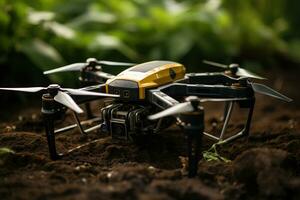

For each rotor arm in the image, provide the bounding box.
[159,83,254,99]
[69,84,109,104]
[80,71,115,84]
[147,90,180,109]
[78,83,107,92]
[185,84,253,98]
[185,73,240,85]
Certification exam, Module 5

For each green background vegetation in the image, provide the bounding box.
[0,0,299,105]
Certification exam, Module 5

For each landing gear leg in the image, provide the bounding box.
[187,132,202,177]
[85,102,94,119]
[42,94,62,160]
[180,109,204,178]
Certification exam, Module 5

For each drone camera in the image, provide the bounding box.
[110,121,128,139]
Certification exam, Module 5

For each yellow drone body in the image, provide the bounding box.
[105,61,186,100]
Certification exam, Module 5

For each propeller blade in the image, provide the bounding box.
[148,97,250,120]
[203,60,228,69]
[148,102,194,120]
[54,91,83,113]
[251,83,292,102]
[236,68,266,80]
[98,60,136,66]
[44,63,86,75]
[0,87,45,93]
[64,88,120,98]
[199,97,248,102]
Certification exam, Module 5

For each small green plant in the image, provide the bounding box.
[0,147,15,157]
[203,143,231,163]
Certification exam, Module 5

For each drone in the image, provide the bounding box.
[0,58,292,177]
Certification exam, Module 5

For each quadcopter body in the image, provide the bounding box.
[0,58,292,177]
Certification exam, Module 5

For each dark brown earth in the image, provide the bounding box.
[0,68,299,200]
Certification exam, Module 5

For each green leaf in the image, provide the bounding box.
[68,7,117,29]
[287,39,300,62]
[88,34,138,60]
[27,10,55,25]
[43,21,76,39]
[203,143,231,163]
[19,38,64,70]
[167,29,194,59]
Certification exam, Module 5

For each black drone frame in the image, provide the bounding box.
[41,70,256,177]
[148,72,255,143]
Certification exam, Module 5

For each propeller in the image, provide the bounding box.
[0,87,45,93]
[148,97,248,120]
[250,83,292,102]
[44,58,136,75]
[148,102,194,120]
[0,84,119,113]
[54,91,83,113]
[202,60,292,101]
[203,60,266,80]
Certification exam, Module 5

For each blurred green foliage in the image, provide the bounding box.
[0,0,300,88]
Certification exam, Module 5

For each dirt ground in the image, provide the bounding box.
[0,68,299,200]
